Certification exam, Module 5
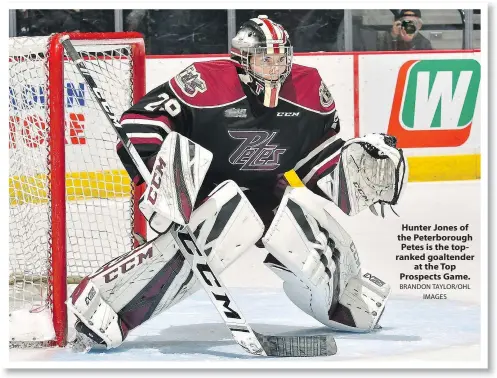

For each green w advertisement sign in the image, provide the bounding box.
[388,59,480,148]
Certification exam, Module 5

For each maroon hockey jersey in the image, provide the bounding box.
[117,59,345,208]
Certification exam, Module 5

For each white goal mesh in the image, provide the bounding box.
[9,33,146,346]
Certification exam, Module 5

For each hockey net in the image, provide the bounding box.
[9,32,146,347]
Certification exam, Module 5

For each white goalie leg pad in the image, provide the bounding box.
[84,232,181,313]
[67,233,184,348]
[67,232,199,349]
[263,186,390,332]
[67,278,124,349]
[139,131,213,233]
[317,133,408,216]
[262,186,360,328]
[190,180,265,273]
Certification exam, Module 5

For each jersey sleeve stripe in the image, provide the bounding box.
[120,113,173,133]
[121,112,171,123]
[126,132,164,141]
[294,138,345,188]
[293,134,337,171]
[116,136,163,151]
[302,150,341,184]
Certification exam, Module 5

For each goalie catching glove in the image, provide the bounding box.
[317,133,408,217]
[262,185,390,332]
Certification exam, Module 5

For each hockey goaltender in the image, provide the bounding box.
[65,15,408,353]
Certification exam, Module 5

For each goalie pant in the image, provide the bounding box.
[67,181,390,349]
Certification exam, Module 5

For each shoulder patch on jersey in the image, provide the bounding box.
[169,60,245,108]
[279,64,335,114]
[175,65,207,97]
[319,81,334,108]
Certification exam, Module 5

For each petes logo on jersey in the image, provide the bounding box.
[224,108,247,118]
[319,81,334,107]
[228,130,286,171]
[175,65,207,97]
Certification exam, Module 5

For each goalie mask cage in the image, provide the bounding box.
[9,32,146,347]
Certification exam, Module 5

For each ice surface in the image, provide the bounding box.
[9,288,480,362]
[8,180,484,363]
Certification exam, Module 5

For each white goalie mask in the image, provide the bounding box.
[230,15,293,107]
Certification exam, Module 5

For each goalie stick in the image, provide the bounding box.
[60,35,337,358]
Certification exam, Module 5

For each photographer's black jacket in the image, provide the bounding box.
[377,31,433,51]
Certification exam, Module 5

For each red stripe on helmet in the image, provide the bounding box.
[261,18,283,54]
[261,18,279,41]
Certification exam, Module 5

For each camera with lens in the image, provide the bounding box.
[401,19,418,35]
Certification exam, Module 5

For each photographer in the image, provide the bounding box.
[378,9,432,51]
